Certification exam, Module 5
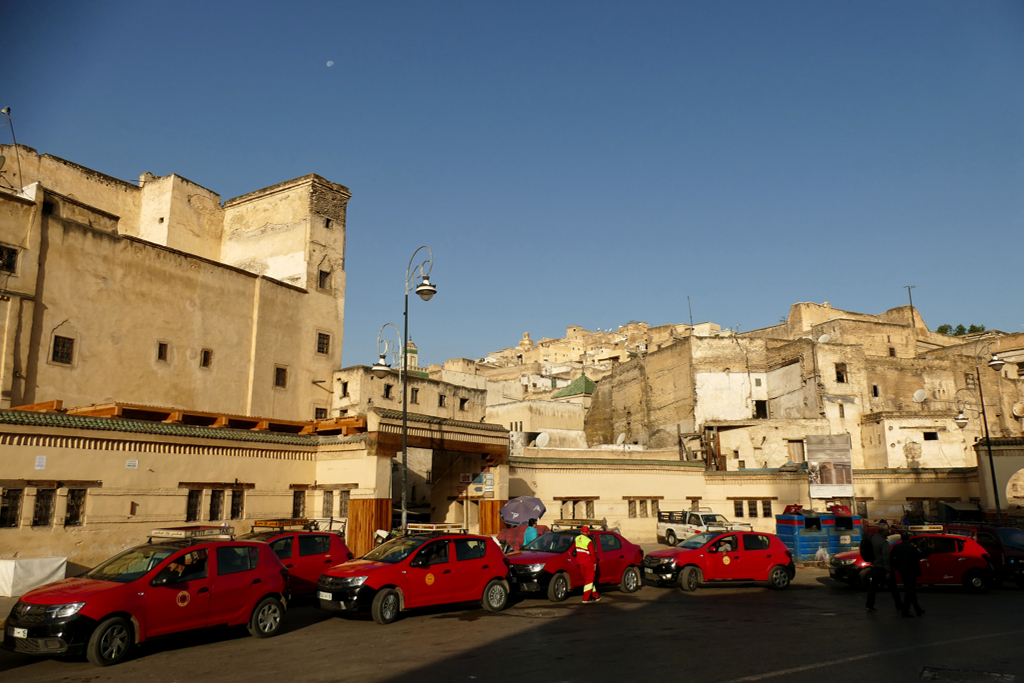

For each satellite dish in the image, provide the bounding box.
[1012,402,1024,418]
[817,334,830,344]
[615,433,626,445]
[535,432,550,448]
[912,389,928,403]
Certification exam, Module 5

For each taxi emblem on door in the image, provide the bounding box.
[176,590,191,607]
[722,555,731,565]
[425,573,435,585]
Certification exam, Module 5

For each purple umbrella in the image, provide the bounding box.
[500,496,546,526]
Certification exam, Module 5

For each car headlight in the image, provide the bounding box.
[45,602,85,619]
[836,559,854,566]
[525,563,546,573]
[338,576,368,587]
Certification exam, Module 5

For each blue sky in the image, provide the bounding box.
[5,1,1022,367]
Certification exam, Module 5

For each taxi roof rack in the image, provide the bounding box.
[551,518,608,531]
[251,518,313,533]
[148,526,235,543]
[405,523,469,535]
[892,524,945,533]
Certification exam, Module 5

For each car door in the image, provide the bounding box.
[918,536,959,584]
[405,539,455,608]
[452,537,490,602]
[596,533,627,584]
[709,534,742,580]
[145,548,213,637]
[292,534,336,594]
[208,545,261,626]
[739,533,773,579]
[975,531,1005,577]
[268,534,295,569]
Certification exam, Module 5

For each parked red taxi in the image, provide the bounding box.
[643,530,795,590]
[317,525,511,624]
[2,527,289,667]
[829,531,994,592]
[238,519,353,595]
[506,519,644,601]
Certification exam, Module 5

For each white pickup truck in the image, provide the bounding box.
[657,509,753,546]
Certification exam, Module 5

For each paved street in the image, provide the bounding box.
[3,567,1023,682]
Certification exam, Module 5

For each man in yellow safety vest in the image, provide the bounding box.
[573,525,601,603]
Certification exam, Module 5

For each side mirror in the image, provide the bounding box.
[409,556,427,569]
[150,574,171,587]
[706,546,718,554]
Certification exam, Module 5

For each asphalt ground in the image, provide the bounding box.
[2,564,1023,683]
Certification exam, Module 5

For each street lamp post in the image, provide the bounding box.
[953,341,1006,520]
[372,247,436,533]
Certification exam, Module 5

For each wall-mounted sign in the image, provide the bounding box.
[459,473,473,484]
[126,460,140,470]
[806,434,853,499]
[34,456,46,470]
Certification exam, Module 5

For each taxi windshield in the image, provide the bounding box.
[83,545,178,583]
[997,528,1024,552]
[679,532,718,549]
[363,536,428,564]
[523,532,575,554]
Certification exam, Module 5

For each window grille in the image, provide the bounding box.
[65,489,87,526]
[317,332,331,354]
[209,490,225,521]
[230,490,245,520]
[0,246,17,273]
[322,490,334,518]
[338,490,350,518]
[32,489,56,527]
[52,336,75,364]
[186,489,202,522]
[275,366,288,388]
[734,500,744,517]
[292,490,306,518]
[0,489,22,527]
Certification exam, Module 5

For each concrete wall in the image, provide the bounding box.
[332,366,488,422]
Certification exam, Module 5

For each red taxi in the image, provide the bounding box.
[317,526,511,624]
[238,519,353,595]
[829,531,994,592]
[506,520,644,601]
[2,527,289,666]
[643,530,795,590]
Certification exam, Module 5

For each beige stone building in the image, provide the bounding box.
[0,144,347,421]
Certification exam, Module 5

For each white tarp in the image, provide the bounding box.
[806,434,854,499]
[0,557,67,597]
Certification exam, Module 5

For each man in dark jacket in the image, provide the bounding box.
[865,521,902,612]
[891,532,927,617]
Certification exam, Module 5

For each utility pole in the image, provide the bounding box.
[904,285,916,330]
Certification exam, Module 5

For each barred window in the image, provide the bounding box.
[0,489,23,527]
[292,490,306,518]
[761,500,772,518]
[274,366,288,388]
[230,490,245,520]
[315,407,328,420]
[748,500,758,518]
[639,500,648,518]
[338,490,350,518]
[65,489,87,526]
[0,246,17,273]
[322,490,334,518]
[186,489,202,522]
[209,490,225,521]
[628,500,636,518]
[734,500,744,518]
[317,332,331,354]
[32,489,56,527]
[52,336,75,365]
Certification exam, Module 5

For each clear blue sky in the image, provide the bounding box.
[5,1,1022,367]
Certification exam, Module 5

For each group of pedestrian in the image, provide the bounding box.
[863,520,927,617]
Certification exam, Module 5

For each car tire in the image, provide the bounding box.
[86,616,132,667]
[482,579,509,612]
[963,569,989,594]
[768,565,791,590]
[372,587,401,624]
[547,572,570,602]
[248,597,284,638]
[619,566,641,593]
[666,530,677,547]
[679,566,700,592]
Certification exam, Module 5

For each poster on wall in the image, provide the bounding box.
[806,434,853,498]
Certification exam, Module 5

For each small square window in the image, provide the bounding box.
[324,218,333,230]
[872,385,879,398]
[340,381,349,397]
[383,384,393,399]
[889,347,896,357]
[157,342,169,362]
[200,349,213,368]
[738,460,746,469]
[438,394,446,408]
[459,398,469,411]
[317,332,331,355]
[835,363,848,383]
[0,246,17,274]
[274,366,288,388]
[754,378,762,387]
[923,432,939,441]
[318,270,332,291]
[315,407,328,420]
[410,388,419,404]
[52,336,75,365]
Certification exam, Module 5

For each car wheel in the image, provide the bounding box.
[547,572,570,602]
[482,579,509,612]
[963,569,989,594]
[679,566,700,592]
[768,565,791,590]
[619,566,641,593]
[248,597,284,638]
[86,617,132,667]
[666,530,677,546]
[372,587,401,624]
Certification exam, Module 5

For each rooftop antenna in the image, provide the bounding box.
[904,285,916,331]
[0,107,24,192]
[687,296,693,327]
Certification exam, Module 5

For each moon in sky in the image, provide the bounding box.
[326,61,334,67]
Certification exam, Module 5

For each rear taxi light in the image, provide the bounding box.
[785,550,793,559]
